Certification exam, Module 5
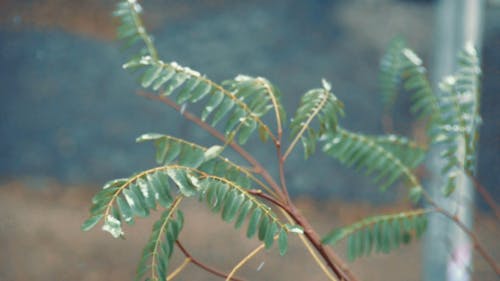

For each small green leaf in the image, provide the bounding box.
[177,78,200,104]
[286,224,304,234]
[238,119,257,144]
[136,133,164,143]
[163,72,188,96]
[258,215,270,241]
[190,81,212,102]
[211,98,235,126]
[162,140,181,164]
[278,228,288,256]
[247,208,262,238]
[81,214,103,231]
[167,169,197,197]
[235,200,254,229]
[102,215,124,238]
[152,68,176,91]
[347,234,356,261]
[117,195,135,224]
[149,172,173,208]
[141,65,163,88]
[201,91,224,121]
[221,189,237,222]
[204,145,224,161]
[178,145,205,168]
[264,221,278,249]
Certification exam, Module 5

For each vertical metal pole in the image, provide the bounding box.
[423,1,484,281]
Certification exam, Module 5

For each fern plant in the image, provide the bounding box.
[83,2,498,280]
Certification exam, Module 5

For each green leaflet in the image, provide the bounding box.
[81,214,104,231]
[167,169,198,197]
[247,207,262,238]
[278,228,288,256]
[322,210,429,261]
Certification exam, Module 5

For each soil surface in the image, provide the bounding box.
[0,180,497,281]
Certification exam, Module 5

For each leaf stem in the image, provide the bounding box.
[422,190,500,275]
[226,243,266,281]
[464,169,499,219]
[176,240,245,281]
[166,257,191,281]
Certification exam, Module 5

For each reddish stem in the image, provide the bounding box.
[176,240,245,281]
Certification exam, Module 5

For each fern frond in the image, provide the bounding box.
[81,166,197,239]
[82,164,296,256]
[136,199,184,281]
[322,209,429,261]
[434,44,481,195]
[321,127,423,201]
[380,42,441,137]
[379,37,407,109]
[199,176,292,252]
[400,48,440,122]
[114,2,278,145]
[288,79,344,158]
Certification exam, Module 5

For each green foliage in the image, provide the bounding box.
[321,127,424,198]
[115,1,284,146]
[289,79,344,158]
[435,44,481,195]
[379,37,407,109]
[322,210,428,261]
[82,1,485,280]
[137,204,184,281]
[378,40,481,196]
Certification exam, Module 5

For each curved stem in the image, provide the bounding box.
[176,241,245,281]
[248,190,357,281]
[464,170,499,219]
[422,190,499,275]
[167,258,191,281]
[280,210,338,281]
[226,243,266,281]
[288,205,358,281]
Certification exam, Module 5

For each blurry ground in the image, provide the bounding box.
[0,180,498,281]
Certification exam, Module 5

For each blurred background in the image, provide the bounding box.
[0,0,498,280]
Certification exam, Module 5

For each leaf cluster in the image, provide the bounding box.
[378,38,481,196]
[322,210,428,261]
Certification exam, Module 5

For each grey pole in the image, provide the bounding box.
[423,1,484,281]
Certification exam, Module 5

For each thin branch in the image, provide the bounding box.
[288,205,359,281]
[167,258,191,281]
[465,170,499,219]
[226,243,266,281]
[436,206,499,275]
[176,241,245,281]
[137,91,286,201]
[422,191,500,275]
[277,145,291,203]
[280,210,338,281]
